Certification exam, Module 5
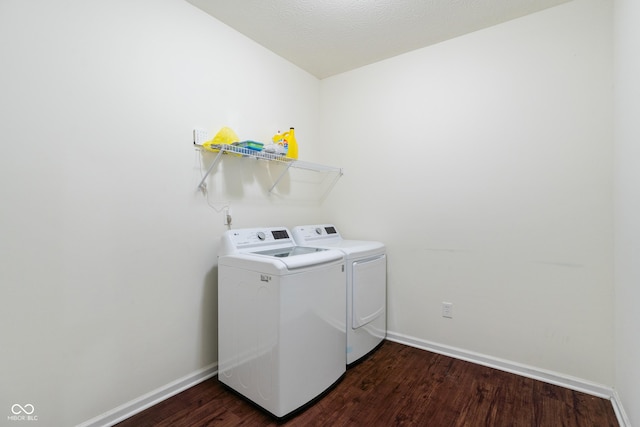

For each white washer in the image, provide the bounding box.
[292,224,386,366]
[217,227,346,418]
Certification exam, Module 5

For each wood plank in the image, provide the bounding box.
[116,341,619,427]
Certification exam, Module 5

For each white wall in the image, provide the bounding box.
[614,0,640,424]
[320,0,614,386]
[0,1,323,425]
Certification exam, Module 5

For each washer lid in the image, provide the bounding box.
[254,246,328,258]
[252,246,343,269]
[219,227,345,269]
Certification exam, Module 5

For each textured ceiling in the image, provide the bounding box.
[185,0,571,79]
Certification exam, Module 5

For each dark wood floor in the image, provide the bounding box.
[116,341,618,426]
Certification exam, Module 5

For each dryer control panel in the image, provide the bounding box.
[292,224,342,244]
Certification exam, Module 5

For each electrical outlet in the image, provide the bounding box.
[193,128,208,145]
[442,302,453,319]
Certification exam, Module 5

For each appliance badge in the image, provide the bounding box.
[260,274,271,282]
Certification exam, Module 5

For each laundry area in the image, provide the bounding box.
[1,0,638,426]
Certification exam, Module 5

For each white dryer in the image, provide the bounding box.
[217,227,346,418]
[292,224,386,366]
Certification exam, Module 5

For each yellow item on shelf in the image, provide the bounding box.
[272,131,284,144]
[283,128,298,159]
[202,126,239,152]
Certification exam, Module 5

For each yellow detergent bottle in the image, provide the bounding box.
[283,127,298,159]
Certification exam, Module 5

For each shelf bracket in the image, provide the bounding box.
[318,168,344,202]
[197,149,225,191]
[268,161,295,193]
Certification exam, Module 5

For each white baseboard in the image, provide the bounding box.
[610,389,632,427]
[76,363,218,427]
[77,334,632,427]
[386,331,629,427]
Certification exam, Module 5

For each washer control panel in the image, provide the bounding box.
[220,227,295,255]
[231,228,291,245]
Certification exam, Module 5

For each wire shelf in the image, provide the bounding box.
[195,144,343,195]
